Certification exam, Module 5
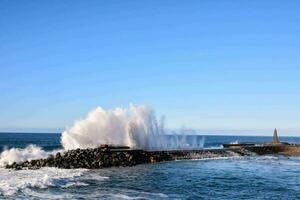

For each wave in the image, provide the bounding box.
[0,145,59,167]
[0,167,88,196]
[0,105,205,167]
[61,105,204,150]
[84,188,168,200]
[61,105,166,150]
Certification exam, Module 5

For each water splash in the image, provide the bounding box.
[61,105,205,150]
[0,145,51,167]
[61,105,164,150]
[0,105,205,166]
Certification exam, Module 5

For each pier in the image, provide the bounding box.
[5,129,300,170]
[5,144,300,170]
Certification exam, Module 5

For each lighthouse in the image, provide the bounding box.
[273,128,279,144]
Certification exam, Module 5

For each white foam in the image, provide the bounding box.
[230,140,239,144]
[108,194,145,200]
[204,145,223,149]
[90,189,168,200]
[0,167,83,196]
[0,145,60,167]
[0,167,108,197]
[61,182,89,188]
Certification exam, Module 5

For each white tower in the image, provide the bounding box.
[273,128,279,144]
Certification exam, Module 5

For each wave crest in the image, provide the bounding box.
[0,145,50,167]
[61,105,165,150]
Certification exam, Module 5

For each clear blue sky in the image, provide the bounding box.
[1,1,300,135]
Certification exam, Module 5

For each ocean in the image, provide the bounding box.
[0,133,300,199]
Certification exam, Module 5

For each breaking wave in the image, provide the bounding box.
[0,145,56,167]
[0,105,204,166]
[61,105,202,150]
[0,167,103,197]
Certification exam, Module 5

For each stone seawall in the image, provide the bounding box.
[277,144,300,156]
[5,145,291,170]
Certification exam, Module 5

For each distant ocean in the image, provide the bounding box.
[1,133,300,199]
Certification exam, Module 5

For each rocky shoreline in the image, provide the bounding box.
[5,145,286,170]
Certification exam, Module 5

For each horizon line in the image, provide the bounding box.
[0,131,299,137]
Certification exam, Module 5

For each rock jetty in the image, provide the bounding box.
[5,145,286,170]
[6,129,300,170]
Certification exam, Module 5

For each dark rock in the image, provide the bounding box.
[5,145,286,170]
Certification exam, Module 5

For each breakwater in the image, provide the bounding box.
[6,144,298,170]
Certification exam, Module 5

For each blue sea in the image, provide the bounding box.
[1,133,300,199]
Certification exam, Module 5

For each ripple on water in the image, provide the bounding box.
[1,156,300,199]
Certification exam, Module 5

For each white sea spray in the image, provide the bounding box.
[61,105,202,150]
[0,145,57,167]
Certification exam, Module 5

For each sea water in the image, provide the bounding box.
[0,133,300,199]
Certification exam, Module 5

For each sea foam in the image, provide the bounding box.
[0,145,53,167]
[0,167,96,196]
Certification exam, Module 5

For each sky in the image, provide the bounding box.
[0,0,300,135]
